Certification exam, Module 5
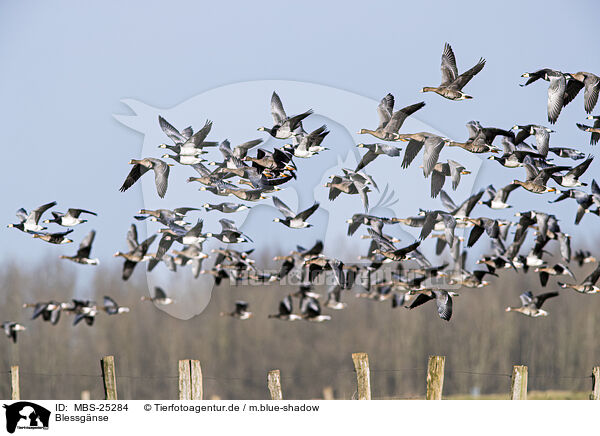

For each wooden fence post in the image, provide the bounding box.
[11,366,19,400]
[591,366,600,400]
[351,352,371,400]
[190,360,202,400]
[322,386,334,400]
[178,359,191,400]
[267,369,283,400]
[179,359,203,400]
[426,356,445,400]
[81,390,91,400]
[510,365,528,400]
[101,355,118,400]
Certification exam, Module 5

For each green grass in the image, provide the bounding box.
[446,390,590,400]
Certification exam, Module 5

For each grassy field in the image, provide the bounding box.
[446,391,590,400]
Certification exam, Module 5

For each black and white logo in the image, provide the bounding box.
[3,402,50,433]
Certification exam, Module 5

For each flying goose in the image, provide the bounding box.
[158,119,216,154]
[101,296,130,315]
[220,301,252,320]
[576,115,600,145]
[114,224,157,280]
[563,72,600,114]
[141,287,174,305]
[357,94,425,140]
[325,174,371,212]
[548,147,586,160]
[399,133,450,176]
[300,296,331,322]
[325,285,347,310]
[505,291,558,317]
[488,138,544,168]
[2,322,25,343]
[574,250,596,267]
[135,207,199,228]
[258,92,312,139]
[407,289,453,321]
[119,157,172,198]
[551,155,593,188]
[465,217,504,247]
[268,295,302,320]
[272,197,320,229]
[23,301,61,325]
[354,143,402,172]
[511,124,554,157]
[206,219,252,243]
[520,69,570,124]
[7,201,56,233]
[420,43,485,100]
[43,208,97,227]
[558,263,600,294]
[158,116,192,142]
[480,184,520,209]
[534,264,575,287]
[283,125,330,158]
[513,161,568,194]
[429,160,470,198]
[59,230,99,265]
[32,229,74,245]
[203,202,250,213]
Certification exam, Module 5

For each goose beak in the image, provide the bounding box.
[490,148,500,154]
[521,73,530,77]
[461,170,471,175]
[547,188,557,192]
[168,164,175,167]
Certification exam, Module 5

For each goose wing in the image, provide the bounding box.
[158,115,186,144]
[430,165,447,198]
[584,74,600,113]
[376,93,394,130]
[451,58,486,91]
[547,75,566,124]
[270,92,287,125]
[583,263,600,285]
[234,139,263,159]
[272,197,295,218]
[126,224,138,251]
[29,201,57,225]
[149,159,170,198]
[384,101,426,134]
[76,230,96,258]
[120,163,150,193]
[296,202,320,221]
[401,138,425,169]
[66,208,97,219]
[533,291,558,309]
[355,150,378,172]
[154,287,167,300]
[189,120,213,146]
[423,136,446,177]
[434,290,452,321]
[440,43,458,86]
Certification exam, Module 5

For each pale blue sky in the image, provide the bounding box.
[2,0,599,270]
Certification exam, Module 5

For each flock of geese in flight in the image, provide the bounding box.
[4,43,600,343]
